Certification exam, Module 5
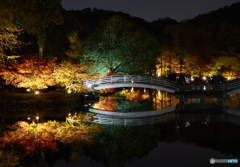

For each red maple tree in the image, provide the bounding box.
[0,55,57,89]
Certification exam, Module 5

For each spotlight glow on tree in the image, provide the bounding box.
[0,55,57,89]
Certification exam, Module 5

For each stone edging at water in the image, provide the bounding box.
[88,106,176,118]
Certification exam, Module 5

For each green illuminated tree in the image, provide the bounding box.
[83,16,159,75]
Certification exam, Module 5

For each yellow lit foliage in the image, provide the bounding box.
[117,89,149,103]
[0,150,20,167]
[0,55,57,89]
[0,114,101,155]
[93,89,149,111]
[53,61,96,93]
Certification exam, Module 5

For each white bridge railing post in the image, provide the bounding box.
[124,75,126,82]
[111,76,113,84]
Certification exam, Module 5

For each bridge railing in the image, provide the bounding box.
[176,83,225,91]
[226,79,240,90]
[84,75,234,92]
[84,75,176,89]
[92,114,175,126]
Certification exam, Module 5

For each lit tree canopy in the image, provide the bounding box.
[0,26,25,64]
[65,31,84,59]
[83,15,159,75]
[0,55,57,89]
[1,0,63,58]
[0,56,95,91]
[53,61,95,93]
[211,55,240,79]
[0,2,26,64]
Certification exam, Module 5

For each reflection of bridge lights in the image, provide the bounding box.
[158,90,161,96]
[68,113,71,116]
[203,86,206,90]
[144,88,146,93]
[131,87,134,92]
[203,76,206,80]
[191,76,194,81]
[26,88,30,92]
[27,117,30,120]
[36,116,39,120]
[35,90,39,95]
[185,121,190,127]
[87,83,92,88]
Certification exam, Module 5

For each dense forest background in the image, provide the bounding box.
[1,1,240,80]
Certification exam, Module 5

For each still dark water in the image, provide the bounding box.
[0,99,240,167]
[52,142,238,167]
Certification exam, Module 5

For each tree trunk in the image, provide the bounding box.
[1,54,5,64]
[39,47,43,59]
[161,54,162,76]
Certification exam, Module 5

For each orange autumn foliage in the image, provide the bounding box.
[105,72,116,93]
[118,89,149,103]
[0,121,58,155]
[93,97,117,111]
[0,115,101,155]
[0,55,57,89]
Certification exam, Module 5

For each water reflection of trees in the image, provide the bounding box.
[179,122,240,157]
[225,93,240,110]
[85,116,240,166]
[1,105,240,166]
[0,113,101,167]
[93,89,179,112]
[84,122,175,167]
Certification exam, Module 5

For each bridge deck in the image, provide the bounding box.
[84,75,240,96]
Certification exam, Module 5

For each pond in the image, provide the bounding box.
[0,91,240,167]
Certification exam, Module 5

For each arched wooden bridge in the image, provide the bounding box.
[84,75,176,93]
[84,75,240,96]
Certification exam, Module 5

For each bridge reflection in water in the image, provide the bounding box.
[89,104,240,127]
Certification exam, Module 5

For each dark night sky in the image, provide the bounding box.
[61,0,240,22]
